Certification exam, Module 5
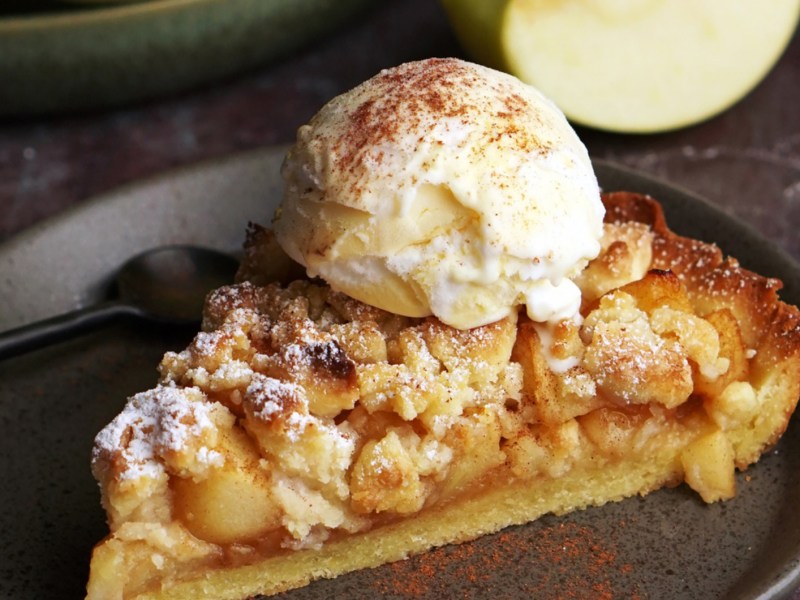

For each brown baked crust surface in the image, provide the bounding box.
[86,193,800,600]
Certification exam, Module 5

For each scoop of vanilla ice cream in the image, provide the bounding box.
[274,58,604,329]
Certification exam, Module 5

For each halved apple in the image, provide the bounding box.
[441,0,800,132]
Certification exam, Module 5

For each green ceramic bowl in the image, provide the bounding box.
[0,0,373,116]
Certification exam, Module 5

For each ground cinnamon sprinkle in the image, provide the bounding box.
[369,519,643,599]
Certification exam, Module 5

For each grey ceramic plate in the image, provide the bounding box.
[0,0,372,116]
[1,147,799,599]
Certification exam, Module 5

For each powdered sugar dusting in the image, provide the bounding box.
[246,374,304,422]
[93,385,223,481]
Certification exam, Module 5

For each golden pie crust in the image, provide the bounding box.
[86,192,800,600]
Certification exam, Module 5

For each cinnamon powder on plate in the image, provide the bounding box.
[369,519,642,599]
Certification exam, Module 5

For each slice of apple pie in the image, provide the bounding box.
[86,191,800,600]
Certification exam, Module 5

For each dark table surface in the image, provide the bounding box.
[0,1,799,598]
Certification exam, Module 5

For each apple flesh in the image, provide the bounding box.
[442,0,800,132]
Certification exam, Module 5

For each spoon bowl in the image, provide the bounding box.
[0,245,239,360]
[117,245,240,323]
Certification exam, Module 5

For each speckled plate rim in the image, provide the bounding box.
[0,147,799,598]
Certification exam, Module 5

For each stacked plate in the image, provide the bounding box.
[0,0,373,116]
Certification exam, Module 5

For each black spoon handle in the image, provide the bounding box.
[0,302,142,361]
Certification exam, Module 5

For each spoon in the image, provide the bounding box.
[0,245,239,361]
